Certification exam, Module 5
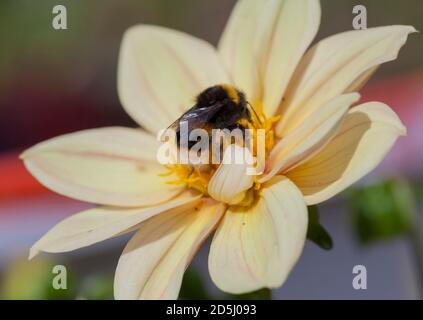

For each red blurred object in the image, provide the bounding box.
[361,72,423,175]
[0,151,49,200]
[361,72,423,124]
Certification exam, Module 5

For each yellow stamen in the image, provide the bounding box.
[160,163,216,195]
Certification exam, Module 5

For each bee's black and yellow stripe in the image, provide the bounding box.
[220,84,240,105]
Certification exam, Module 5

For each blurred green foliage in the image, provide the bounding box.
[78,274,114,300]
[413,183,423,205]
[0,256,116,300]
[0,0,97,89]
[347,179,416,244]
[0,0,421,90]
[0,257,74,300]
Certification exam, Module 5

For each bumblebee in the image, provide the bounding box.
[169,84,259,148]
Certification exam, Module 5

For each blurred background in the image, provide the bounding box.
[0,0,422,299]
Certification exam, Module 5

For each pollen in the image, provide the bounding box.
[160,164,217,195]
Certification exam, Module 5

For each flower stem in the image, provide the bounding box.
[253,288,272,300]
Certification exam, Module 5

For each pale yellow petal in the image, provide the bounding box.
[208,145,255,205]
[261,93,360,182]
[277,25,416,136]
[259,0,321,116]
[118,25,230,134]
[29,191,202,259]
[209,176,307,294]
[287,102,406,205]
[218,0,263,104]
[219,0,320,116]
[21,127,182,207]
[114,199,225,300]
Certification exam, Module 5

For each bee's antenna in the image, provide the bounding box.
[247,101,263,125]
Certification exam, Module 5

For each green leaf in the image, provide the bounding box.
[179,267,210,300]
[346,179,416,244]
[307,206,333,250]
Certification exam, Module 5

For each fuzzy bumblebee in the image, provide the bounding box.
[169,84,260,148]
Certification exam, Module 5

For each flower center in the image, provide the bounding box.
[159,97,279,202]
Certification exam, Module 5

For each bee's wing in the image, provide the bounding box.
[168,103,225,132]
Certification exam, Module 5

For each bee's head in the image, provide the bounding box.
[197,84,245,108]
